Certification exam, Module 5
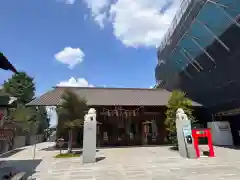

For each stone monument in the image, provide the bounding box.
[82,108,97,163]
[176,108,196,158]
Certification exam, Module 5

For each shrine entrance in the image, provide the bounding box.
[101,116,143,146]
[96,106,165,146]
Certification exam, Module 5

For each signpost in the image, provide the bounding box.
[57,138,65,155]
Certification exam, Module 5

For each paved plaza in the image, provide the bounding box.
[1,142,240,179]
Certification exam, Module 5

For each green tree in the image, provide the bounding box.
[3,72,35,104]
[3,72,38,134]
[56,90,88,153]
[11,104,38,133]
[165,90,195,146]
[36,106,50,133]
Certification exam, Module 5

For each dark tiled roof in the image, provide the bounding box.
[0,91,11,97]
[27,87,202,107]
[0,91,11,106]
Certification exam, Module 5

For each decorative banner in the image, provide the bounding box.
[133,111,136,116]
[115,110,119,116]
[102,106,144,117]
[124,111,128,117]
[143,125,148,137]
[119,110,123,117]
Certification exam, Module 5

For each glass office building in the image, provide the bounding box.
[155,0,240,113]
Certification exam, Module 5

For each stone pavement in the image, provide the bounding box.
[2,142,240,179]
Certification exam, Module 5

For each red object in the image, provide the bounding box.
[192,128,215,158]
[143,125,149,137]
[143,125,147,136]
[0,129,13,140]
[0,113,3,121]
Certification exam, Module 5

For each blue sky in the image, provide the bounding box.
[0,0,180,125]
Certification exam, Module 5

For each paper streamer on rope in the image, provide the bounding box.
[102,106,144,117]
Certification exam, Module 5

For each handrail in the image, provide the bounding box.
[158,0,192,52]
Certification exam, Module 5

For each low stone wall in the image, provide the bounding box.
[13,136,26,149]
[29,134,44,145]
[48,131,56,142]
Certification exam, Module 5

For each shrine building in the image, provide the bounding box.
[27,87,207,147]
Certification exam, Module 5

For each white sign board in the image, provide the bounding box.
[207,121,233,146]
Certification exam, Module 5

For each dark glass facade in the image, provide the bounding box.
[156,0,240,113]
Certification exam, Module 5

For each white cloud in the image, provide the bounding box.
[83,0,110,28]
[57,77,94,87]
[54,47,85,69]
[94,12,107,29]
[47,76,94,126]
[83,0,180,47]
[65,0,75,4]
[58,0,76,4]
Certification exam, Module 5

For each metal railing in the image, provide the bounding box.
[158,0,192,52]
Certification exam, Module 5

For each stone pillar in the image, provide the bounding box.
[82,108,97,163]
[176,108,196,159]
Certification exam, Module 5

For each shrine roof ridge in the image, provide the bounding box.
[27,86,202,107]
[52,86,164,91]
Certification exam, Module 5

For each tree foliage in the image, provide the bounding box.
[56,90,88,152]
[3,72,35,104]
[57,90,88,129]
[9,105,50,135]
[11,104,37,132]
[165,90,195,144]
[35,106,50,134]
[2,72,49,135]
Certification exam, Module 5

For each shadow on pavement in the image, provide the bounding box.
[98,145,167,149]
[0,159,42,179]
[40,146,57,151]
[169,146,179,151]
[73,150,82,155]
[215,145,240,150]
[41,146,84,151]
[96,156,106,162]
[41,145,99,153]
[0,148,26,158]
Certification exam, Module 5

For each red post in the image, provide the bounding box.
[192,129,200,158]
[206,129,215,157]
[192,128,215,158]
